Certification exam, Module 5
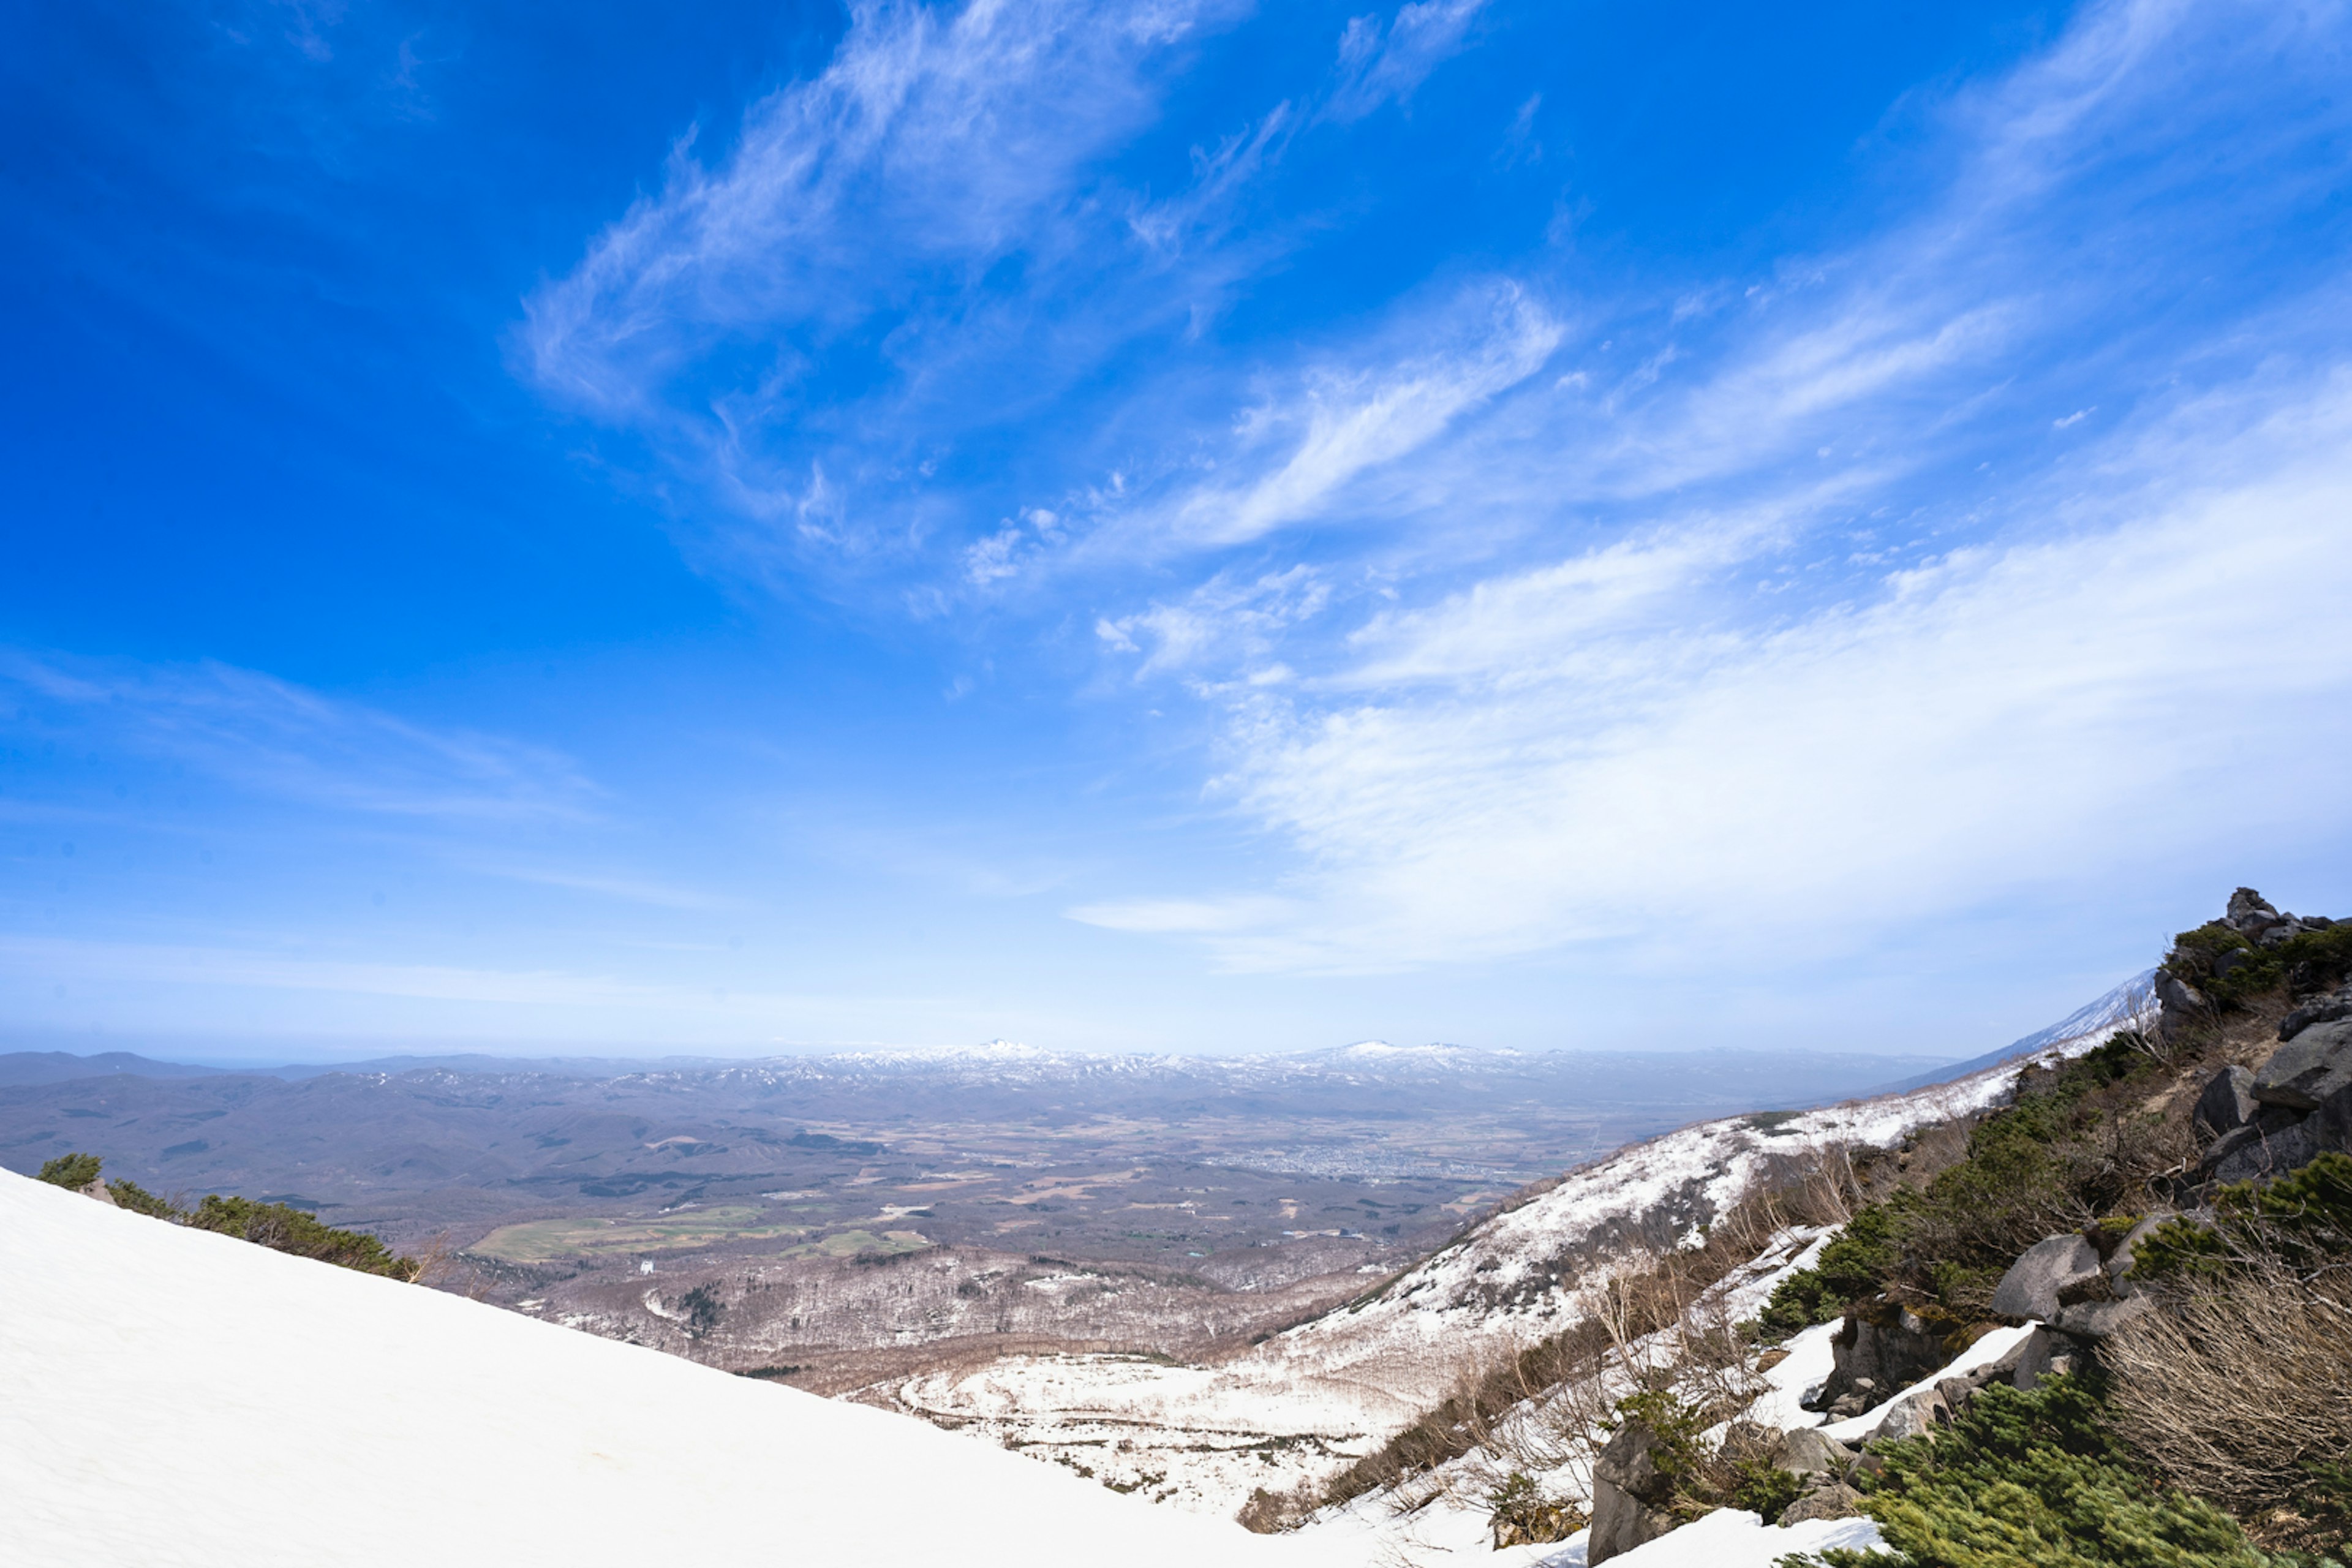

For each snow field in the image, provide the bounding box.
[0,1169,1359,1568]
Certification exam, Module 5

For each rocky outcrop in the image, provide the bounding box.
[1780,1482,1864,1523]
[1806,1308,1959,1419]
[2222,888,2334,948]
[2187,1020,2352,1183]
[1991,1233,2102,1321]
[2252,1019,2352,1112]
[2194,1066,2257,1137]
[2280,983,2352,1043]
[1587,1420,1678,1564]
[2157,890,2352,1188]
[2009,1325,2082,1388]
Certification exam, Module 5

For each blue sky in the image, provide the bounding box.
[4,0,2350,1061]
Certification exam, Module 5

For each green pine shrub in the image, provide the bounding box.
[37,1152,104,1189]
[1776,1378,2279,1568]
[1754,1266,1845,1343]
[2132,1154,2352,1284]
[2165,922,2352,1008]
[187,1194,423,1281]
[106,1177,180,1218]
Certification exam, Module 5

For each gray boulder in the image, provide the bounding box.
[1780,1483,1864,1525]
[2010,1327,2081,1390]
[2056,1294,2153,1339]
[1870,1389,1948,1442]
[1991,1234,2102,1321]
[2281,986,2352,1042]
[2252,1019,2352,1112]
[1777,1428,1855,1479]
[1588,1420,1678,1565]
[2211,1118,2321,1184]
[2193,1067,2257,1138]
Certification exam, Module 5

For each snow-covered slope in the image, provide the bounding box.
[0,1169,1355,1568]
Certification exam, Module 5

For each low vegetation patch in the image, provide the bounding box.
[1779,1377,2279,1568]
[2164,921,2352,1009]
[34,1152,426,1282]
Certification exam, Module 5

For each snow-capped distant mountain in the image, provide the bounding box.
[1869,968,2157,1094]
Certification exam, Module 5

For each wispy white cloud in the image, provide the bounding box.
[1077,0,2352,973]
[461,862,739,912]
[520,0,1251,559]
[1168,377,2352,970]
[0,652,595,823]
[1125,281,1562,552]
[1096,564,1333,679]
[1327,0,1490,123]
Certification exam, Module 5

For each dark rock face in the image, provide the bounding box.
[2155,971,2210,1039]
[2252,1019,2352,1113]
[2211,1119,2323,1184]
[2281,985,2352,1042]
[1808,1311,1957,1417]
[1588,1420,1678,1565]
[2010,1325,2081,1389]
[1991,1234,2102,1321]
[2194,1066,2258,1137]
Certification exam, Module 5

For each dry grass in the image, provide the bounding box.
[2106,1262,2352,1552]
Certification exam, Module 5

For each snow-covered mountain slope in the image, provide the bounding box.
[878,976,2156,1518]
[0,1169,1355,1568]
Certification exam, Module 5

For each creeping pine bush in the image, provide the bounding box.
[105,1177,178,1218]
[36,1153,425,1278]
[37,1152,104,1189]
[2132,1153,2352,1283]
[188,1194,426,1280]
[1754,1266,1846,1344]
[1774,1378,2281,1568]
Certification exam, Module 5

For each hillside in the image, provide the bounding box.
[864,974,2158,1517]
[1276,891,2352,1566]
